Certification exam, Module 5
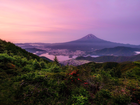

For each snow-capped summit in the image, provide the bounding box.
[79,34,101,41]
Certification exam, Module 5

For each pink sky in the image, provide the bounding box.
[0,0,140,45]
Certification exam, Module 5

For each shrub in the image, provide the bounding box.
[40,60,46,68]
[33,59,41,70]
[50,64,62,73]
[111,87,131,105]
[100,70,111,83]
[72,95,89,105]
[125,67,140,80]
[112,92,131,105]
[22,64,33,72]
[71,87,90,105]
[134,61,140,66]
[110,67,122,78]
[103,62,118,70]
[94,89,111,105]
[21,57,28,66]
[0,53,14,63]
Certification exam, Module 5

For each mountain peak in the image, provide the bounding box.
[80,34,99,40]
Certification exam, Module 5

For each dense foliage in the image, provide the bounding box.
[0,39,140,105]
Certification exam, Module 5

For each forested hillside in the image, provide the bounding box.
[0,39,140,105]
[0,39,49,62]
[93,46,140,56]
[76,55,140,63]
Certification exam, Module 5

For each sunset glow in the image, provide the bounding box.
[0,0,140,44]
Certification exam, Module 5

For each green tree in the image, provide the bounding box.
[40,60,46,68]
[33,59,41,70]
[0,40,5,53]
[54,56,59,66]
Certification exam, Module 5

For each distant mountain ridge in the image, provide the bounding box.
[25,48,45,53]
[92,46,140,56]
[76,54,140,62]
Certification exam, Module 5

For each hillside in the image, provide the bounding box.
[0,39,50,62]
[92,46,140,56]
[0,39,140,105]
[76,54,140,62]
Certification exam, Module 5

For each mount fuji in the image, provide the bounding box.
[48,34,139,51]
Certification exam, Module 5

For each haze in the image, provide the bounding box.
[0,0,140,45]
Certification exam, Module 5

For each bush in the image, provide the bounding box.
[33,59,41,70]
[71,87,90,105]
[110,67,122,78]
[100,70,111,83]
[112,93,131,105]
[72,95,89,105]
[103,62,118,70]
[51,64,62,73]
[0,53,14,63]
[40,60,46,68]
[21,58,28,66]
[125,67,140,80]
[94,89,111,105]
[22,65,33,72]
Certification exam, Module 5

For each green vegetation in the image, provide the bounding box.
[0,39,140,105]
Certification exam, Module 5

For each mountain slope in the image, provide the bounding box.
[46,34,140,51]
[0,39,50,62]
[76,54,140,62]
[93,46,140,56]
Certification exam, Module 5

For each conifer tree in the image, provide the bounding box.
[0,39,4,53]
[54,56,59,66]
